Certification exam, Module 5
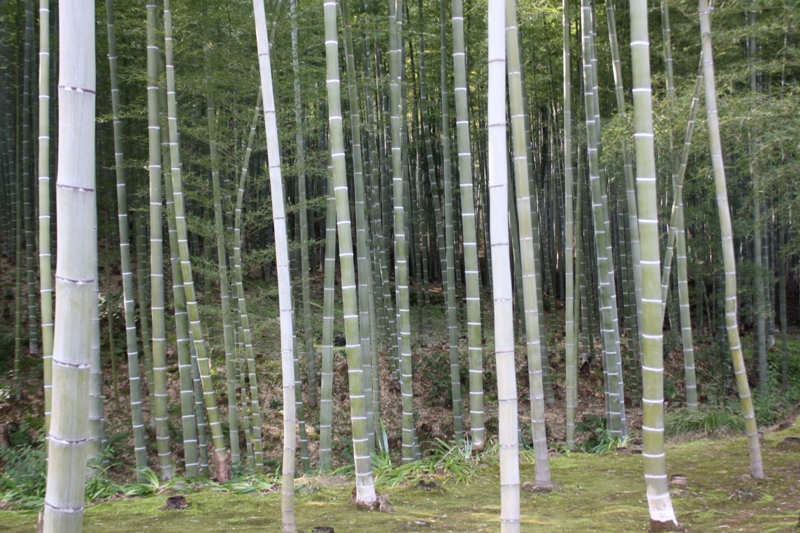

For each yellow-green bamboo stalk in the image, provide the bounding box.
[38,0,53,439]
[506,0,553,488]
[43,2,95,530]
[325,0,378,502]
[145,2,172,480]
[629,0,679,526]
[452,0,482,447]
[698,0,763,480]
[232,97,264,474]
[562,0,577,449]
[161,0,228,479]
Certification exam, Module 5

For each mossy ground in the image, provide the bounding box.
[2,419,798,533]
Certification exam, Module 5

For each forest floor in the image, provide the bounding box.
[2,255,800,531]
[1,419,799,532]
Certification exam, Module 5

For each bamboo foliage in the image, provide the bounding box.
[43,2,95,531]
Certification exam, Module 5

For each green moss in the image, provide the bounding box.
[3,421,798,532]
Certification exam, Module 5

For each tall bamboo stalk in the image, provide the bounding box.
[43,2,95,530]
[162,0,228,479]
[452,0,483,447]
[38,0,54,439]
[506,0,553,489]
[562,0,577,450]
[488,2,520,530]
[698,0,763,480]
[253,1,298,528]
[629,0,679,526]
[389,0,416,458]
[325,0,378,502]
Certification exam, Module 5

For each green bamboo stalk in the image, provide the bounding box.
[162,0,228,477]
[38,0,54,438]
[562,0,577,450]
[629,0,679,526]
[506,0,553,489]
[488,2,520,529]
[439,0,461,451]
[342,0,375,449]
[325,0,378,501]
[289,0,317,413]
[579,0,624,437]
[146,1,172,480]
[233,97,264,474]
[605,0,642,349]
[162,133,199,477]
[204,42,240,465]
[43,2,95,529]
[698,0,763,479]
[319,153,337,471]
[88,202,105,475]
[253,0,300,525]
[452,0,483,447]
[134,211,155,418]
[23,0,38,358]
[389,0,417,457]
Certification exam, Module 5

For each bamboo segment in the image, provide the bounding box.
[698,0,763,480]
[43,3,95,531]
[319,155,337,471]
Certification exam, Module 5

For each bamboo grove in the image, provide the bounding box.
[0,0,799,531]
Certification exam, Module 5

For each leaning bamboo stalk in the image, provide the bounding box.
[43,2,95,530]
[698,0,763,480]
[162,0,227,479]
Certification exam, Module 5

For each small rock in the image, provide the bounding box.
[669,474,687,489]
[649,519,686,532]
[522,481,559,493]
[413,520,431,527]
[728,488,761,502]
[415,480,440,491]
[164,495,188,510]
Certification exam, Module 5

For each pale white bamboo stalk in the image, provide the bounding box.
[488,2,519,531]
[252,0,299,528]
[43,2,95,531]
